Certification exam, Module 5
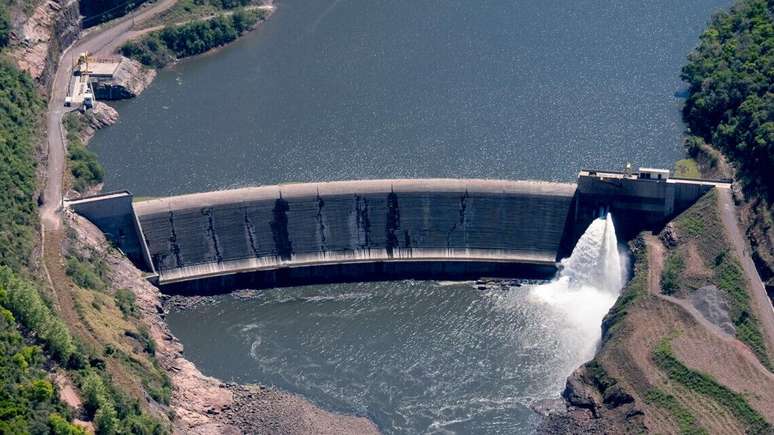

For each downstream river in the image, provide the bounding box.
[92,0,728,432]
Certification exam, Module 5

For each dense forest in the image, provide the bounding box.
[121,10,262,67]
[682,0,773,195]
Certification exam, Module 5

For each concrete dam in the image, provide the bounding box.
[67,171,725,292]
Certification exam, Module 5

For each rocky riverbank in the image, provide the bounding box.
[68,212,379,434]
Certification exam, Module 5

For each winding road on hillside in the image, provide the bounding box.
[41,0,176,230]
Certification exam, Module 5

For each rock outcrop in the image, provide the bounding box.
[93,57,156,100]
[8,0,80,88]
[67,212,379,435]
[76,101,119,144]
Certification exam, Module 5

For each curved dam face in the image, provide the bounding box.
[134,179,576,292]
[67,173,722,293]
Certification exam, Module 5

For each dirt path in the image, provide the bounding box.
[716,187,774,359]
[643,233,774,380]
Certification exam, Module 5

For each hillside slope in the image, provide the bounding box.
[540,190,774,434]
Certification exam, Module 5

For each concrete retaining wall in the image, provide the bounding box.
[66,192,153,271]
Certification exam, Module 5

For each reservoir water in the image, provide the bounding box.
[92,0,728,196]
[93,0,730,432]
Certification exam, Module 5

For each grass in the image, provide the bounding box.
[644,388,706,435]
[661,251,685,295]
[653,335,771,435]
[674,159,701,179]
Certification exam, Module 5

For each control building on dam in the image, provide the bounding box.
[66,170,727,293]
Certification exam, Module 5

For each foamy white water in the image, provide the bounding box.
[529,213,627,361]
[168,214,630,434]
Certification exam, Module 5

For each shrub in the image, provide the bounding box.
[661,252,684,295]
[0,61,45,270]
[114,288,137,318]
[0,5,9,48]
[81,371,111,416]
[66,256,107,292]
[644,388,706,435]
[122,12,261,67]
[48,413,87,435]
[94,405,119,435]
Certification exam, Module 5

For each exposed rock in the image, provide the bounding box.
[530,398,566,416]
[93,57,156,100]
[8,0,80,87]
[601,384,634,408]
[73,102,119,145]
[689,285,735,336]
[562,369,600,415]
[223,384,378,435]
[540,360,646,434]
[659,223,678,248]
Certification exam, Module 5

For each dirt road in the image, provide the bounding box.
[40,0,176,231]
[717,187,774,358]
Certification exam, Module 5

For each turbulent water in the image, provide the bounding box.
[166,215,627,434]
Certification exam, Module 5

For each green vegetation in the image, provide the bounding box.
[0,303,83,434]
[66,254,108,293]
[0,42,168,432]
[602,235,647,339]
[671,191,771,368]
[122,10,264,67]
[644,388,706,435]
[661,252,685,295]
[114,289,138,318]
[140,0,261,29]
[681,0,773,196]
[0,267,76,364]
[63,112,105,193]
[653,336,770,434]
[0,61,45,270]
[0,3,9,48]
[674,159,701,179]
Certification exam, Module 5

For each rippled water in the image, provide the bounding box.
[166,216,626,433]
[91,0,729,196]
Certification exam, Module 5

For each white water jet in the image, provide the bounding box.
[529,213,627,361]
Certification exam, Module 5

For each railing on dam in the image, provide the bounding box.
[67,174,725,292]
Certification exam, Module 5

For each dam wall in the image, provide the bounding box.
[133,179,576,291]
[68,173,726,292]
[66,192,154,272]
